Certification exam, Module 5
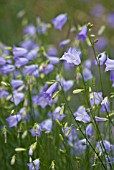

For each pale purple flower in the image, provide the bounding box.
[64,62,74,70]
[0,57,6,65]
[60,47,81,65]
[101,97,110,112]
[33,82,57,108]
[56,75,74,91]
[36,17,48,34]
[84,59,92,69]
[37,23,47,34]
[24,65,39,76]
[18,107,30,121]
[105,156,114,165]
[0,90,9,99]
[95,116,108,122]
[82,68,93,82]
[62,126,77,146]
[40,119,52,132]
[107,12,114,28]
[47,47,58,56]
[105,58,114,72]
[45,82,57,96]
[91,4,105,18]
[27,159,40,170]
[75,139,87,154]
[53,106,66,121]
[20,39,38,50]
[110,71,114,87]
[12,46,28,58]
[61,79,74,91]
[1,64,15,74]
[51,14,67,30]
[78,25,87,42]
[59,39,70,47]
[0,43,9,59]
[39,64,54,75]
[67,128,77,145]
[96,140,111,153]
[62,126,71,137]
[86,124,93,136]
[6,114,21,127]
[24,24,36,35]
[29,124,41,137]
[26,48,38,60]
[46,56,59,65]
[94,52,107,66]
[95,37,107,52]
[11,91,24,106]
[90,92,103,106]
[40,83,48,93]
[11,79,23,89]
[32,70,39,78]
[74,106,91,123]
[15,57,28,68]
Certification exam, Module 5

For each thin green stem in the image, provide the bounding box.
[59,81,107,170]
[88,35,113,169]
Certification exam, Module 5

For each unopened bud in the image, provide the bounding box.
[15,148,26,152]
[22,130,28,139]
[59,134,64,141]
[11,155,16,165]
[29,157,32,163]
[51,160,55,170]
[55,119,62,127]
[29,142,37,156]
[90,34,95,38]
[87,23,93,29]
[94,39,98,43]
[60,105,64,116]
[59,149,66,153]
[64,122,68,128]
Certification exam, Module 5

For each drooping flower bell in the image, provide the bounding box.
[29,124,41,137]
[1,64,15,75]
[11,91,24,106]
[52,106,66,121]
[24,24,36,35]
[77,25,87,42]
[40,119,52,132]
[94,52,107,66]
[60,47,81,66]
[12,46,28,59]
[6,114,21,128]
[59,39,70,47]
[105,58,114,71]
[96,140,111,153]
[51,14,67,30]
[74,106,91,123]
[27,158,40,170]
[90,92,103,106]
[86,123,93,136]
[33,82,58,108]
[11,79,23,89]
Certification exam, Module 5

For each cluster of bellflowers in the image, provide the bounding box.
[1,13,114,170]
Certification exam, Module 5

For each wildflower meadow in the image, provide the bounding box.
[0,1,114,170]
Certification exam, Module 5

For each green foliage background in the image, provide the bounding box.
[0,0,114,46]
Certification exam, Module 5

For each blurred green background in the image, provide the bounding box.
[0,0,114,46]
